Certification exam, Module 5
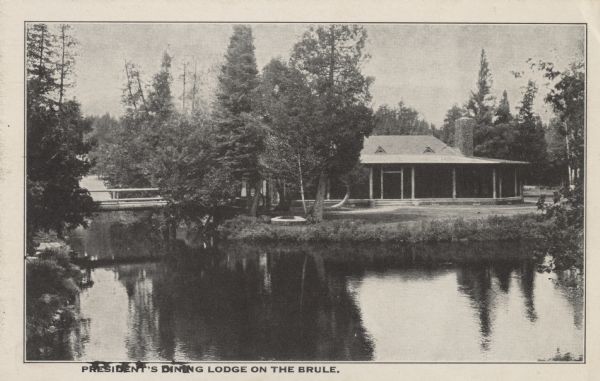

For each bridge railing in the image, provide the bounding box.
[88,188,166,210]
[88,188,161,199]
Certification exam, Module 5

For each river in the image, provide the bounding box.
[54,211,583,362]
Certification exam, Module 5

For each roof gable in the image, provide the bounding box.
[360,135,528,165]
[362,135,461,157]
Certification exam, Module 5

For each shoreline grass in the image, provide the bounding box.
[217,214,550,244]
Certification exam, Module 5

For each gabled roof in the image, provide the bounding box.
[360,135,528,165]
[362,135,462,156]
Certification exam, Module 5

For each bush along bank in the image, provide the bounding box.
[26,242,84,360]
[217,214,551,244]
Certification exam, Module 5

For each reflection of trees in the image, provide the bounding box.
[517,262,537,322]
[114,264,163,360]
[457,263,494,350]
[456,256,540,351]
[68,211,164,261]
[59,237,585,361]
[554,269,584,329]
[111,249,374,361]
[492,261,513,293]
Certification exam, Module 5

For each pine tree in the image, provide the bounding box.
[215,25,264,216]
[467,49,494,126]
[56,24,76,109]
[147,52,175,120]
[495,90,512,125]
[26,23,57,108]
[216,26,259,115]
[514,80,547,182]
[472,90,517,159]
[26,23,94,251]
[466,49,495,155]
[440,105,465,146]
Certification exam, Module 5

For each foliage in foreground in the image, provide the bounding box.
[26,245,83,360]
[217,214,548,243]
[537,183,584,271]
[539,348,583,362]
[27,23,95,251]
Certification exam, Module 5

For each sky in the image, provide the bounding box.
[67,23,584,127]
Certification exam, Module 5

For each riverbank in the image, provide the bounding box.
[26,240,85,360]
[218,213,551,243]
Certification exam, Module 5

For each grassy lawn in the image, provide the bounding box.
[316,203,539,224]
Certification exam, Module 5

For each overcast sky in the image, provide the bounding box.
[67,23,584,127]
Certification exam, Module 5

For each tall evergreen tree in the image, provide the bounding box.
[147,52,175,120]
[26,23,57,107]
[440,104,465,146]
[466,49,495,155]
[26,23,94,251]
[216,26,259,115]
[494,90,512,125]
[513,80,547,182]
[290,25,373,221]
[473,90,517,159]
[215,25,264,216]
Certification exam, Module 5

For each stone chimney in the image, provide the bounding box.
[454,117,475,157]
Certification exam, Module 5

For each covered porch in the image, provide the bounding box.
[367,164,524,203]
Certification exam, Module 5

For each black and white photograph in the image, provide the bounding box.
[19,20,586,364]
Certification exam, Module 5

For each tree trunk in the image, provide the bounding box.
[39,29,45,75]
[310,171,328,222]
[182,61,186,112]
[297,155,307,215]
[275,181,291,211]
[249,178,262,217]
[330,184,350,209]
[124,62,137,110]
[58,26,66,109]
[191,61,197,112]
[136,72,147,108]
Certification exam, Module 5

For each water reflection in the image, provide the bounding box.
[60,242,585,362]
[99,249,374,361]
[54,212,584,362]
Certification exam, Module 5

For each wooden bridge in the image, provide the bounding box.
[89,188,167,211]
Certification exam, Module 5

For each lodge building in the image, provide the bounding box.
[242,117,528,207]
[360,117,527,205]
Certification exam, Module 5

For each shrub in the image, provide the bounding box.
[218,214,544,244]
[26,245,83,360]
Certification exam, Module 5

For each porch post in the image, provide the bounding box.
[369,166,373,199]
[401,167,404,199]
[452,167,457,199]
[514,167,518,196]
[499,172,503,198]
[411,166,415,199]
[380,166,384,199]
[492,167,497,199]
